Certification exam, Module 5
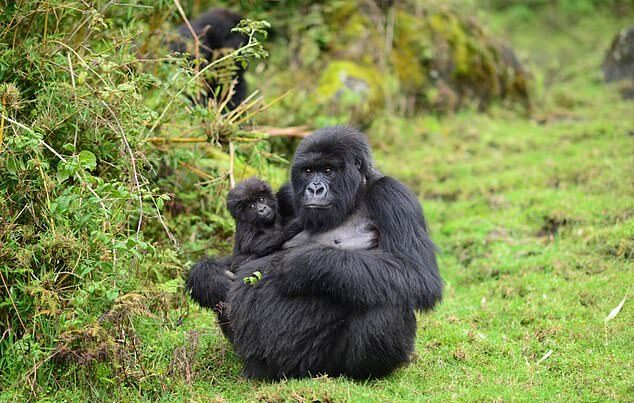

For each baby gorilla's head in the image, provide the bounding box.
[227,178,278,227]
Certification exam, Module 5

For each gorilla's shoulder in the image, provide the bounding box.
[366,176,429,234]
[367,176,421,212]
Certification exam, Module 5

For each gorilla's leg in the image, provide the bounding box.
[186,256,235,340]
[335,308,417,379]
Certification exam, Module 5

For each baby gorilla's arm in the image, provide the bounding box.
[248,219,304,258]
[283,215,378,251]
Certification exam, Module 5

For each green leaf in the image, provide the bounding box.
[78,150,97,171]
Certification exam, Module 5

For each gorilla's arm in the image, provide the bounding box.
[245,219,303,257]
[276,182,296,226]
[186,256,234,309]
[277,177,442,311]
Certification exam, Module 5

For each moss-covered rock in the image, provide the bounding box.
[603,26,634,83]
[315,60,385,125]
[323,3,532,113]
[392,8,531,112]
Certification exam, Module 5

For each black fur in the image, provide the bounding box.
[186,178,299,338]
[275,182,296,226]
[171,8,247,110]
[188,126,442,380]
[227,178,301,266]
[185,256,233,339]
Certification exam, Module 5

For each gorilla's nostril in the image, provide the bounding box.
[306,182,327,200]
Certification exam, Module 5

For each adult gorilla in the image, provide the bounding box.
[188,126,442,380]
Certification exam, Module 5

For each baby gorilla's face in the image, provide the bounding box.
[245,194,276,225]
[227,178,278,227]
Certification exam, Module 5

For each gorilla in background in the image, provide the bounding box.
[171,8,247,109]
[187,126,443,380]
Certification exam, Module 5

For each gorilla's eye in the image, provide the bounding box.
[250,203,256,209]
[324,167,332,174]
[304,168,312,174]
[258,197,265,203]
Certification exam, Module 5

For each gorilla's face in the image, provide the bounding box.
[291,127,371,233]
[227,178,278,227]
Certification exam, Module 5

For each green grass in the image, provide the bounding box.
[3,5,632,403]
[165,10,630,402]
[186,10,631,401]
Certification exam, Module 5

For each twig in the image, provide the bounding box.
[148,137,208,144]
[178,160,216,180]
[605,294,627,322]
[0,271,26,332]
[536,349,553,364]
[101,102,143,239]
[252,125,312,138]
[148,125,312,145]
[66,52,79,149]
[233,90,288,126]
[148,41,259,135]
[173,0,200,63]
[24,350,60,398]
[228,141,236,189]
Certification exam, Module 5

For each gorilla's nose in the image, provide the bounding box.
[258,204,271,215]
[307,182,327,198]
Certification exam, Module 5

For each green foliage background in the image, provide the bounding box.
[0,0,632,401]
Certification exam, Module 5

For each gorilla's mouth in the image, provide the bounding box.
[304,204,332,209]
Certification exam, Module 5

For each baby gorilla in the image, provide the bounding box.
[227,178,301,268]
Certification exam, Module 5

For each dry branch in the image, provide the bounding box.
[147,125,312,146]
[251,125,312,138]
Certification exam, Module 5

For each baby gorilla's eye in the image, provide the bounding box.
[324,167,333,174]
[250,203,256,209]
[304,168,312,174]
[258,197,265,203]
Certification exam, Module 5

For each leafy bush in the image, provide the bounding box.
[0,0,273,395]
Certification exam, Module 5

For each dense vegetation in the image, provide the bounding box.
[1,0,632,401]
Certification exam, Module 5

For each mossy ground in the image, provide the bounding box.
[2,5,632,403]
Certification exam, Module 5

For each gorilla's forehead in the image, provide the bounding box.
[293,152,345,168]
[229,179,273,202]
[295,126,372,165]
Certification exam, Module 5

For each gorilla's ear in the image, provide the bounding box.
[354,158,363,171]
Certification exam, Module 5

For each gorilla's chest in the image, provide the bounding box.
[283,213,378,250]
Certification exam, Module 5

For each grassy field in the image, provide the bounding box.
[3,5,632,403]
[136,10,632,402]
[180,12,632,402]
